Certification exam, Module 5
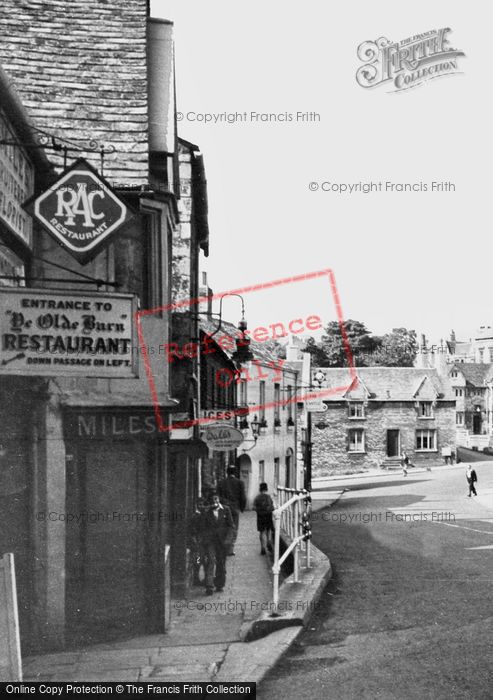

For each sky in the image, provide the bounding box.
[151,0,490,344]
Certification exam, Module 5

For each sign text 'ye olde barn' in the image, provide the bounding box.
[0,289,137,377]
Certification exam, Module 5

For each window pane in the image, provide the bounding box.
[259,381,266,420]
[348,429,364,451]
[274,383,280,421]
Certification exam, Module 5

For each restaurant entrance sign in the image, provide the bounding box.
[0,288,138,377]
[25,158,134,263]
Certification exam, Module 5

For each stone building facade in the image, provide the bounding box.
[448,363,493,449]
[236,354,298,507]
[0,0,151,187]
[196,317,299,506]
[310,368,456,476]
[0,0,209,653]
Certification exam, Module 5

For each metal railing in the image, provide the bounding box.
[272,487,312,610]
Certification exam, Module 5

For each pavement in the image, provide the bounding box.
[21,465,493,686]
[259,463,493,699]
[22,508,337,684]
[313,461,493,511]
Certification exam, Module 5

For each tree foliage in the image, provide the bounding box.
[371,327,417,367]
[303,322,417,367]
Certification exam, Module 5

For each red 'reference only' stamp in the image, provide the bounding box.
[135,268,356,432]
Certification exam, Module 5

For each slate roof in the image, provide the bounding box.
[450,363,493,386]
[0,0,150,187]
[311,367,455,401]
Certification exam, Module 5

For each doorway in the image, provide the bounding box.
[238,454,252,508]
[66,441,160,645]
[386,430,400,457]
[473,411,482,435]
[285,448,294,488]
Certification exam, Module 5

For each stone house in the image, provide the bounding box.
[310,367,456,476]
[448,363,493,449]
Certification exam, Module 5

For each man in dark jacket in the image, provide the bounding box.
[217,465,246,555]
[202,492,235,594]
[466,464,478,496]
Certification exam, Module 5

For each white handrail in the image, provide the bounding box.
[272,488,312,610]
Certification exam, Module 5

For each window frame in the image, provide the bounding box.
[259,381,266,422]
[274,383,281,425]
[418,401,433,419]
[348,428,365,453]
[259,460,265,483]
[274,457,280,488]
[416,428,437,452]
[348,401,365,419]
[287,384,293,421]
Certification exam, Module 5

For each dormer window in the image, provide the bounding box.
[418,402,433,418]
[348,402,365,419]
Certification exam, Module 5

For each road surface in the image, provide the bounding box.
[259,463,493,699]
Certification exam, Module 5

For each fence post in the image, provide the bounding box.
[305,495,311,569]
[293,498,299,583]
[272,509,282,611]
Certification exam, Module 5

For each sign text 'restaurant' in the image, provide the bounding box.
[0,289,137,377]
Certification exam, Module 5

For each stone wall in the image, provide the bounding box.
[0,0,149,186]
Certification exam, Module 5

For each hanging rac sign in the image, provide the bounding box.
[24,158,134,263]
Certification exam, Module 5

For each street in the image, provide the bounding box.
[259,464,493,699]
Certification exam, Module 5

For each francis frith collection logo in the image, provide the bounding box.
[356,28,465,91]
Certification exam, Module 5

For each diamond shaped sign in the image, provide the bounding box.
[25,158,134,264]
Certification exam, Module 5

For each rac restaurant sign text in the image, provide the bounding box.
[26,158,134,263]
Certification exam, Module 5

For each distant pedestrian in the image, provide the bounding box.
[202,492,235,595]
[253,483,274,555]
[217,465,246,555]
[466,465,478,497]
[190,497,207,586]
[401,451,409,477]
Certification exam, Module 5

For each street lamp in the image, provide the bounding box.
[200,292,254,365]
[231,317,254,365]
[240,414,261,451]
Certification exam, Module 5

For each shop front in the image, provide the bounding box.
[63,408,168,646]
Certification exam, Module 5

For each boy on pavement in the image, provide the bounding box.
[189,497,207,586]
[466,464,478,497]
[201,492,235,595]
[253,482,274,555]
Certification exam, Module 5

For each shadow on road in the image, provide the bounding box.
[341,478,429,492]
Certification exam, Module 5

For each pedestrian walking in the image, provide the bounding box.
[466,464,478,497]
[189,497,207,586]
[401,451,409,477]
[253,482,274,555]
[202,492,235,595]
[217,464,246,555]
